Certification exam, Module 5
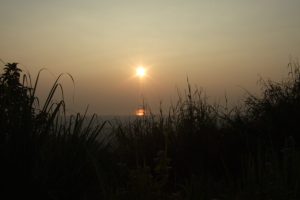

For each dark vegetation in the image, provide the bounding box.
[1,62,300,199]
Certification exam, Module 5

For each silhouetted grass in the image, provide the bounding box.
[1,61,300,199]
[0,63,121,199]
[111,62,300,199]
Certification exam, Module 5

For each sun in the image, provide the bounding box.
[135,108,145,117]
[136,66,146,78]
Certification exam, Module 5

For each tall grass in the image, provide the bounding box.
[112,62,300,199]
[0,63,120,199]
[1,61,300,199]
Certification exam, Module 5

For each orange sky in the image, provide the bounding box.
[1,0,300,115]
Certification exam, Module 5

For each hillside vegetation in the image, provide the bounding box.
[1,62,300,199]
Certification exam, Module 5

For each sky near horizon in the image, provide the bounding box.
[1,0,300,115]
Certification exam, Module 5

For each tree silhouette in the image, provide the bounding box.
[0,63,33,142]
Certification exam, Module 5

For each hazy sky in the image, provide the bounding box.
[1,0,300,115]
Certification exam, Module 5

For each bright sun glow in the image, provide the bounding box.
[135,108,145,116]
[136,66,146,78]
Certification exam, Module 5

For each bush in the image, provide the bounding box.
[0,63,120,199]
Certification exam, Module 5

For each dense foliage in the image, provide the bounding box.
[0,62,300,199]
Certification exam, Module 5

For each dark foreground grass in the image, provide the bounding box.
[1,62,300,199]
[0,63,121,199]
